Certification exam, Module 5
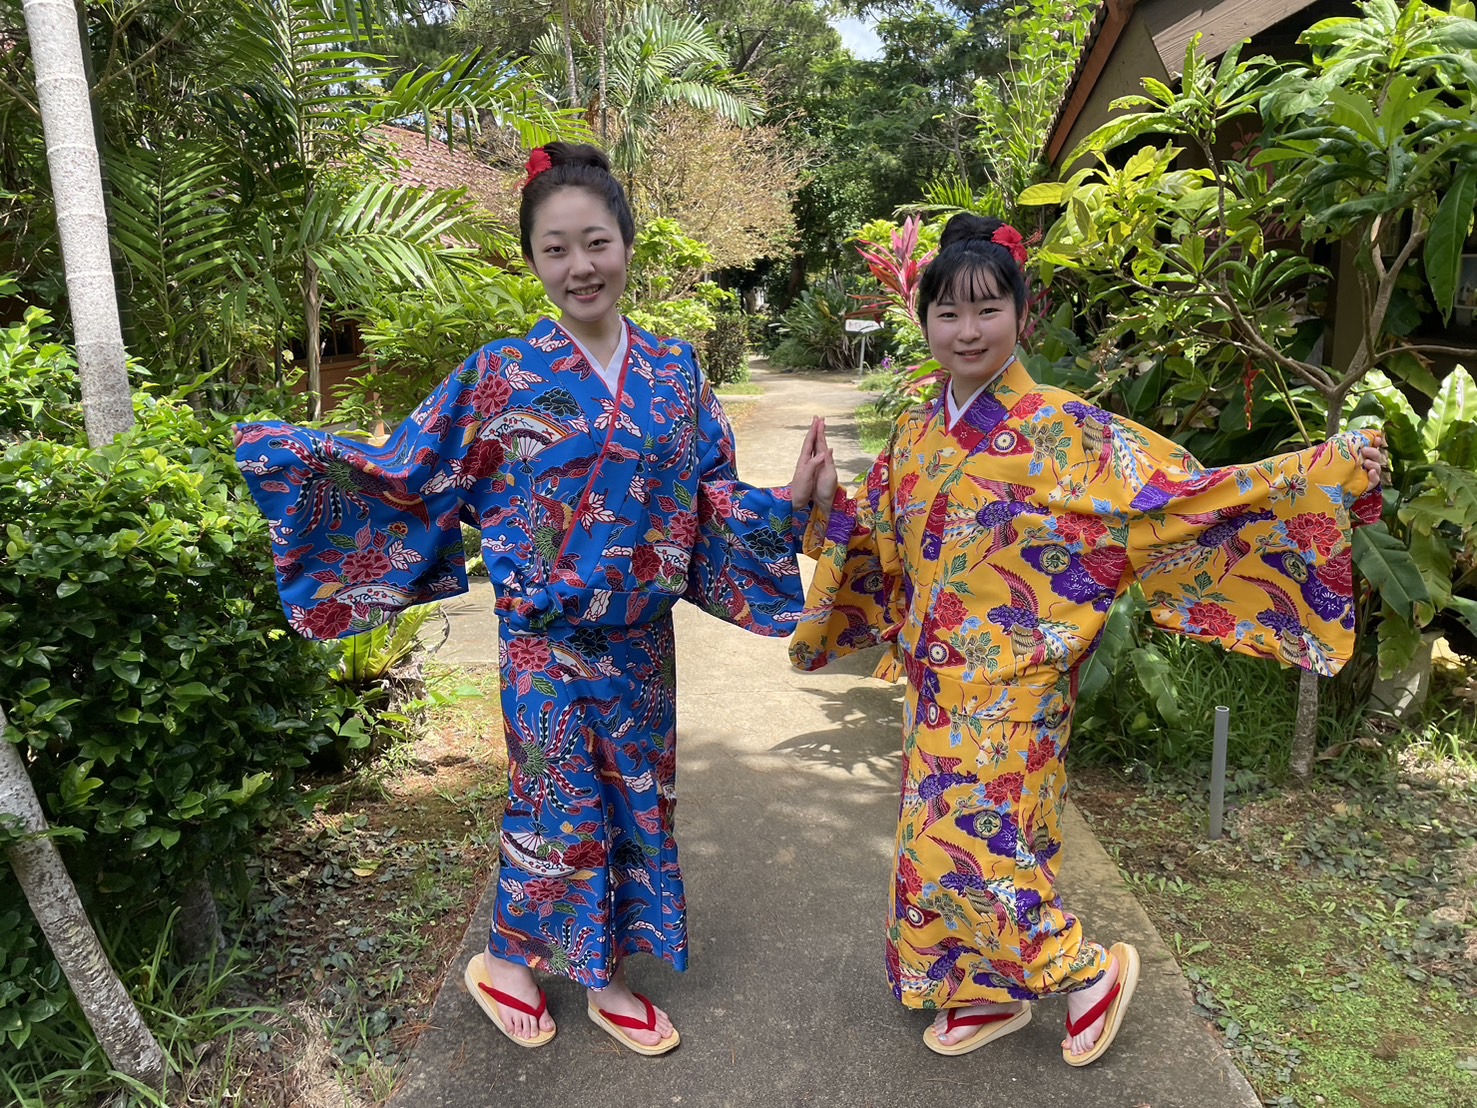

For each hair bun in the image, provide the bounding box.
[939,213,1006,253]
[544,141,612,174]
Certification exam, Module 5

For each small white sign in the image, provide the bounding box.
[844,318,882,333]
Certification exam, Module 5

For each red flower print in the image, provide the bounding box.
[296,600,353,639]
[1057,513,1107,546]
[523,877,567,907]
[898,854,923,897]
[668,510,698,548]
[465,438,507,479]
[933,591,969,628]
[341,548,392,584]
[507,636,552,673]
[990,958,1027,983]
[471,374,513,416]
[632,545,661,583]
[899,472,921,503]
[1325,549,1353,593]
[1286,512,1342,556]
[704,485,733,521]
[1011,393,1045,420]
[1025,736,1056,774]
[985,772,1025,806]
[1020,935,1046,965]
[1186,601,1235,638]
[561,840,606,869]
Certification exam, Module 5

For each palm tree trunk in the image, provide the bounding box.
[597,0,608,143]
[303,256,324,421]
[1,721,167,1087]
[16,1,166,1089]
[25,0,132,445]
[561,0,579,107]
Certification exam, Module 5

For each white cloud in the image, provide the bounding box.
[832,15,883,60]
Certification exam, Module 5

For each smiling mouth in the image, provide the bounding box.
[570,284,603,297]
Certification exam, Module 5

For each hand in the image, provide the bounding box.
[1359,430,1388,488]
[790,417,837,519]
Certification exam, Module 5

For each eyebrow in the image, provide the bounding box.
[539,225,613,238]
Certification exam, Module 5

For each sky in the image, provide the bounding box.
[832,14,883,60]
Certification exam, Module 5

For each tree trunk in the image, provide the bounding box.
[16,2,167,1089]
[1288,405,1345,779]
[1,726,167,1087]
[174,872,224,964]
[303,256,323,421]
[597,0,608,144]
[25,0,132,446]
[561,0,578,107]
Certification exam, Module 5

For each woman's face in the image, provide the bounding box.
[524,186,633,338]
[923,273,1022,393]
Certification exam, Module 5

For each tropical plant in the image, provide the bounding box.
[530,3,764,179]
[851,216,942,415]
[771,280,852,372]
[1,0,588,413]
[336,266,551,426]
[1020,3,1477,774]
[957,0,1096,224]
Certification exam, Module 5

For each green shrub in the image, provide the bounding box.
[701,307,750,387]
[771,282,852,372]
[336,265,551,426]
[1,316,347,1048]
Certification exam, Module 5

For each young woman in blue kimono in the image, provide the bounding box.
[235,143,836,1055]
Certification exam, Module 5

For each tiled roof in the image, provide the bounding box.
[372,125,519,225]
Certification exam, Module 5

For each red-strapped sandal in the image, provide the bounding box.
[463,954,556,1048]
[1062,942,1140,1067]
[922,1002,1032,1056]
[586,992,681,1056]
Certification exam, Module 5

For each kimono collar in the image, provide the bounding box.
[935,356,1034,448]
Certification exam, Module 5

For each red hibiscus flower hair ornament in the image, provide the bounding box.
[522,147,553,189]
[991,224,1029,265]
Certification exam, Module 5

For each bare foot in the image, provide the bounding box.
[930,1002,1024,1047]
[587,963,674,1048]
[484,952,556,1041]
[1062,953,1120,1057]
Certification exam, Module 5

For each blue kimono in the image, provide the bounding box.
[236,318,805,985]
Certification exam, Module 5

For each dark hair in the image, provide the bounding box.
[518,142,636,257]
[916,214,1028,327]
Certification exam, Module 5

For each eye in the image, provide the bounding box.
[589,237,610,249]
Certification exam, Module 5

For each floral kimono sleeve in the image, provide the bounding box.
[683,363,805,636]
[1118,424,1383,676]
[235,346,509,640]
[789,444,908,673]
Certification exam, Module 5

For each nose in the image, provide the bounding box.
[958,313,981,340]
[569,248,595,276]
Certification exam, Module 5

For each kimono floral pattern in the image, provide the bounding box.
[791,359,1380,1009]
[238,317,805,986]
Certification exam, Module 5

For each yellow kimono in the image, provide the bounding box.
[791,360,1380,1009]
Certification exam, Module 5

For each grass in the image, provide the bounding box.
[856,397,896,454]
[1075,746,1477,1108]
[857,370,894,392]
[716,381,762,396]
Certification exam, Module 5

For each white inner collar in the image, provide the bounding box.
[564,325,629,395]
[944,357,1014,430]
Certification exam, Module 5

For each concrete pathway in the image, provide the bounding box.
[392,362,1259,1108]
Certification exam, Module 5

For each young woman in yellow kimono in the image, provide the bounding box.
[791,214,1386,1065]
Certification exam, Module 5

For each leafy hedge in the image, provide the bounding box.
[0,305,346,1047]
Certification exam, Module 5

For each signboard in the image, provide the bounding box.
[844,319,883,333]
